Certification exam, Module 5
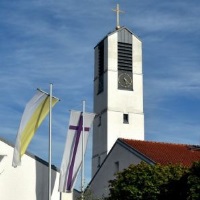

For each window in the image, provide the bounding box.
[98,41,104,94]
[123,113,129,124]
[98,115,101,126]
[98,156,101,168]
[115,161,119,173]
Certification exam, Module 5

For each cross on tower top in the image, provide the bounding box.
[112,4,124,30]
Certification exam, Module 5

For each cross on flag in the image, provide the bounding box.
[59,110,95,193]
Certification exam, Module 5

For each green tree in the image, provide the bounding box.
[107,162,189,200]
[186,161,200,200]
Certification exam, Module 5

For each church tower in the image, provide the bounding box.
[92,5,144,176]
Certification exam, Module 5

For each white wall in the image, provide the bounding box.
[92,28,144,177]
[106,31,144,152]
[0,139,72,200]
[89,142,143,199]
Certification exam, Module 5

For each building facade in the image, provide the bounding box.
[92,27,144,176]
[89,139,200,199]
[0,138,70,200]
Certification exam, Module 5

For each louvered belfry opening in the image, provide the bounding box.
[118,42,132,72]
[98,41,104,94]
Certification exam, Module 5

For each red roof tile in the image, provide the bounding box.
[121,139,200,167]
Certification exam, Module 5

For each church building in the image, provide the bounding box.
[88,138,200,198]
[87,4,200,199]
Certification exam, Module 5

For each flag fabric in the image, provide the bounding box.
[12,90,59,167]
[59,110,95,193]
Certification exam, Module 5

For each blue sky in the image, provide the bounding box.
[0,0,200,190]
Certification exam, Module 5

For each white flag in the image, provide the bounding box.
[12,90,59,167]
[59,110,95,192]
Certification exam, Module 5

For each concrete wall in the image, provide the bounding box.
[89,142,143,199]
[106,32,144,152]
[0,139,72,200]
[92,28,144,176]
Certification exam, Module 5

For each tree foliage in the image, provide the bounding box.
[107,161,200,200]
[186,161,200,200]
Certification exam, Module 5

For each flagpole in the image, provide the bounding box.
[81,100,85,200]
[48,83,53,200]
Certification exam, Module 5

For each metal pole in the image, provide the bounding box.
[49,83,53,200]
[81,100,86,200]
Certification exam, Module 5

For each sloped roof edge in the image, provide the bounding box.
[0,137,59,172]
[121,138,200,167]
[87,138,155,189]
[94,26,141,49]
[117,138,156,165]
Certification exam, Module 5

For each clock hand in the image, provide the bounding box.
[124,77,129,85]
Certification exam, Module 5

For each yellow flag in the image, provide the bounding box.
[12,90,59,167]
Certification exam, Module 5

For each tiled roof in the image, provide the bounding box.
[121,139,200,167]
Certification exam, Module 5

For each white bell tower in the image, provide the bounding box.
[92,5,144,176]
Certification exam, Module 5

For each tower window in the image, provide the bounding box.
[98,156,101,168]
[115,161,119,173]
[123,114,129,124]
[98,41,104,94]
[98,115,101,126]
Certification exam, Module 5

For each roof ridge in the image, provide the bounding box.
[119,138,200,167]
[120,138,193,146]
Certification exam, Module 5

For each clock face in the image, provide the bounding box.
[118,72,133,90]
